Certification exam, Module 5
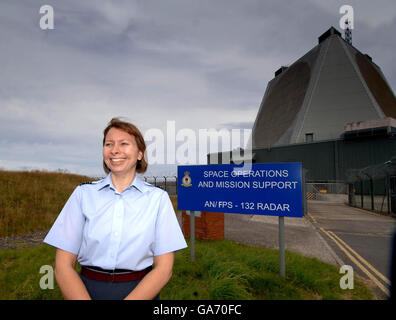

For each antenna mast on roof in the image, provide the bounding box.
[344,19,352,44]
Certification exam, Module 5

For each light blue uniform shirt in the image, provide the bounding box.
[43,173,187,271]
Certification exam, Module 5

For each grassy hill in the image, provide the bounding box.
[0,170,95,238]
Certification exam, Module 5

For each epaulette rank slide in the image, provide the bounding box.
[79,181,94,186]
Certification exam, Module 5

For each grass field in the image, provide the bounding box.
[0,169,375,300]
[0,239,373,300]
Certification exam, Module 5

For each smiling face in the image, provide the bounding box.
[103,127,143,177]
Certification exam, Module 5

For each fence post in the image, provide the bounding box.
[359,178,364,208]
[370,178,374,211]
[365,174,374,211]
[348,183,355,207]
[387,174,391,215]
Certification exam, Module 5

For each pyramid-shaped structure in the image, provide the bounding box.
[251,27,396,149]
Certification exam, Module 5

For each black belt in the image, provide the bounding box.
[84,266,137,273]
[81,265,152,282]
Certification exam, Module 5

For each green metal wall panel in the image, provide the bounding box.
[217,135,396,184]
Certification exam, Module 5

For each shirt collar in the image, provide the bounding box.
[97,173,147,193]
[131,175,147,193]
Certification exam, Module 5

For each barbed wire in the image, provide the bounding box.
[143,175,178,195]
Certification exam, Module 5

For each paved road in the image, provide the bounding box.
[306,200,396,299]
[224,211,342,266]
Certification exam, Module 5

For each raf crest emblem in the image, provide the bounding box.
[181,171,192,187]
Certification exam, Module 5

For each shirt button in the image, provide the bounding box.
[114,232,119,237]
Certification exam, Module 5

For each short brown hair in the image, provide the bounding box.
[102,117,148,174]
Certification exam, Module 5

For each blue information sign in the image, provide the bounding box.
[178,163,303,217]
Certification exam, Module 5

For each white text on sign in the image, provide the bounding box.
[204,201,291,212]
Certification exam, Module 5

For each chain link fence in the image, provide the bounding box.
[345,157,396,215]
[348,178,390,214]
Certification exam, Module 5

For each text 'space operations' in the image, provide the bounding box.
[203,169,289,178]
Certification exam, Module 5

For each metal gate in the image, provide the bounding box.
[306,182,348,201]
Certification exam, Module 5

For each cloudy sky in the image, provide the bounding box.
[1,0,395,178]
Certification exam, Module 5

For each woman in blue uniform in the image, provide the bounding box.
[44,118,187,300]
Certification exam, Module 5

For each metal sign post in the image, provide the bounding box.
[189,210,195,262]
[279,216,285,277]
[186,210,201,262]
